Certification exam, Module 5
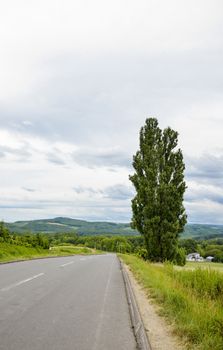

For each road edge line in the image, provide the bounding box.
[119,257,152,350]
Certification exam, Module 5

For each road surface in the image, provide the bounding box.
[0,254,137,350]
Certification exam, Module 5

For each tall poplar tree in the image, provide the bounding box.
[129,118,187,262]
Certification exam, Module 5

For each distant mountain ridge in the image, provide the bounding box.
[5,217,223,239]
[6,217,137,235]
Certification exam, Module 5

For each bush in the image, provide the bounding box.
[174,247,186,266]
[136,247,148,260]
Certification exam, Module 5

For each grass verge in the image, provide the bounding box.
[120,254,223,350]
[0,243,99,263]
[184,261,223,272]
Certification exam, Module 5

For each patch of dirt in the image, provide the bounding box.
[124,264,186,350]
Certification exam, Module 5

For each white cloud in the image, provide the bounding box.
[0,0,223,222]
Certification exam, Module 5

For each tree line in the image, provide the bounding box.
[180,238,223,263]
[0,221,50,249]
[51,232,145,254]
[0,222,145,255]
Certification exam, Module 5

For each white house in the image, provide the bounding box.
[206,256,214,262]
[186,253,204,262]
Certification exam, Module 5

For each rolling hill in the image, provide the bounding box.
[6,217,137,235]
[5,217,223,239]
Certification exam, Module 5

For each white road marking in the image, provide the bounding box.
[60,261,74,267]
[0,273,45,292]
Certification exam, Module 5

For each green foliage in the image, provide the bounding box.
[0,242,49,262]
[49,234,144,254]
[136,247,148,260]
[204,248,223,262]
[79,235,135,253]
[179,237,223,262]
[0,224,100,263]
[0,221,50,251]
[0,221,151,262]
[13,233,50,249]
[174,247,186,266]
[179,238,198,254]
[130,118,187,262]
[0,221,10,242]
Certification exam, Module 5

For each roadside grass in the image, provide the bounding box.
[0,243,99,263]
[50,245,98,255]
[120,254,223,350]
[184,261,223,273]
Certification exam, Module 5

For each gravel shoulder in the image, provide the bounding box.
[124,263,186,350]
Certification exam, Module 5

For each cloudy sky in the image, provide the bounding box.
[0,0,223,224]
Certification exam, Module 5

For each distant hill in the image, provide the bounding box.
[6,217,137,236]
[182,224,223,240]
[5,217,223,239]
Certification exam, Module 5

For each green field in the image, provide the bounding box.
[120,254,223,350]
[0,243,98,263]
[183,261,223,272]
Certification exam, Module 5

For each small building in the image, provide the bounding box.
[206,256,214,262]
[186,253,204,262]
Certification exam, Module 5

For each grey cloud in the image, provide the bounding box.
[22,120,33,127]
[73,184,134,201]
[0,203,42,209]
[184,152,223,213]
[185,202,223,225]
[0,145,32,160]
[72,148,131,169]
[210,195,223,205]
[2,48,223,149]
[186,153,223,184]
[186,212,222,225]
[185,188,223,205]
[0,198,130,209]
[103,184,134,200]
[46,152,66,165]
[9,120,34,132]
[22,187,36,192]
[72,186,102,195]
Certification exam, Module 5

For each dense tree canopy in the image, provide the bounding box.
[129,118,187,262]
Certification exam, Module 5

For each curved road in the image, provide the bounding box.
[0,254,137,350]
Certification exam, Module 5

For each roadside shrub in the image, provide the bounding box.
[174,247,186,266]
[136,247,148,260]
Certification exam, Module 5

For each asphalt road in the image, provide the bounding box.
[0,254,137,350]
